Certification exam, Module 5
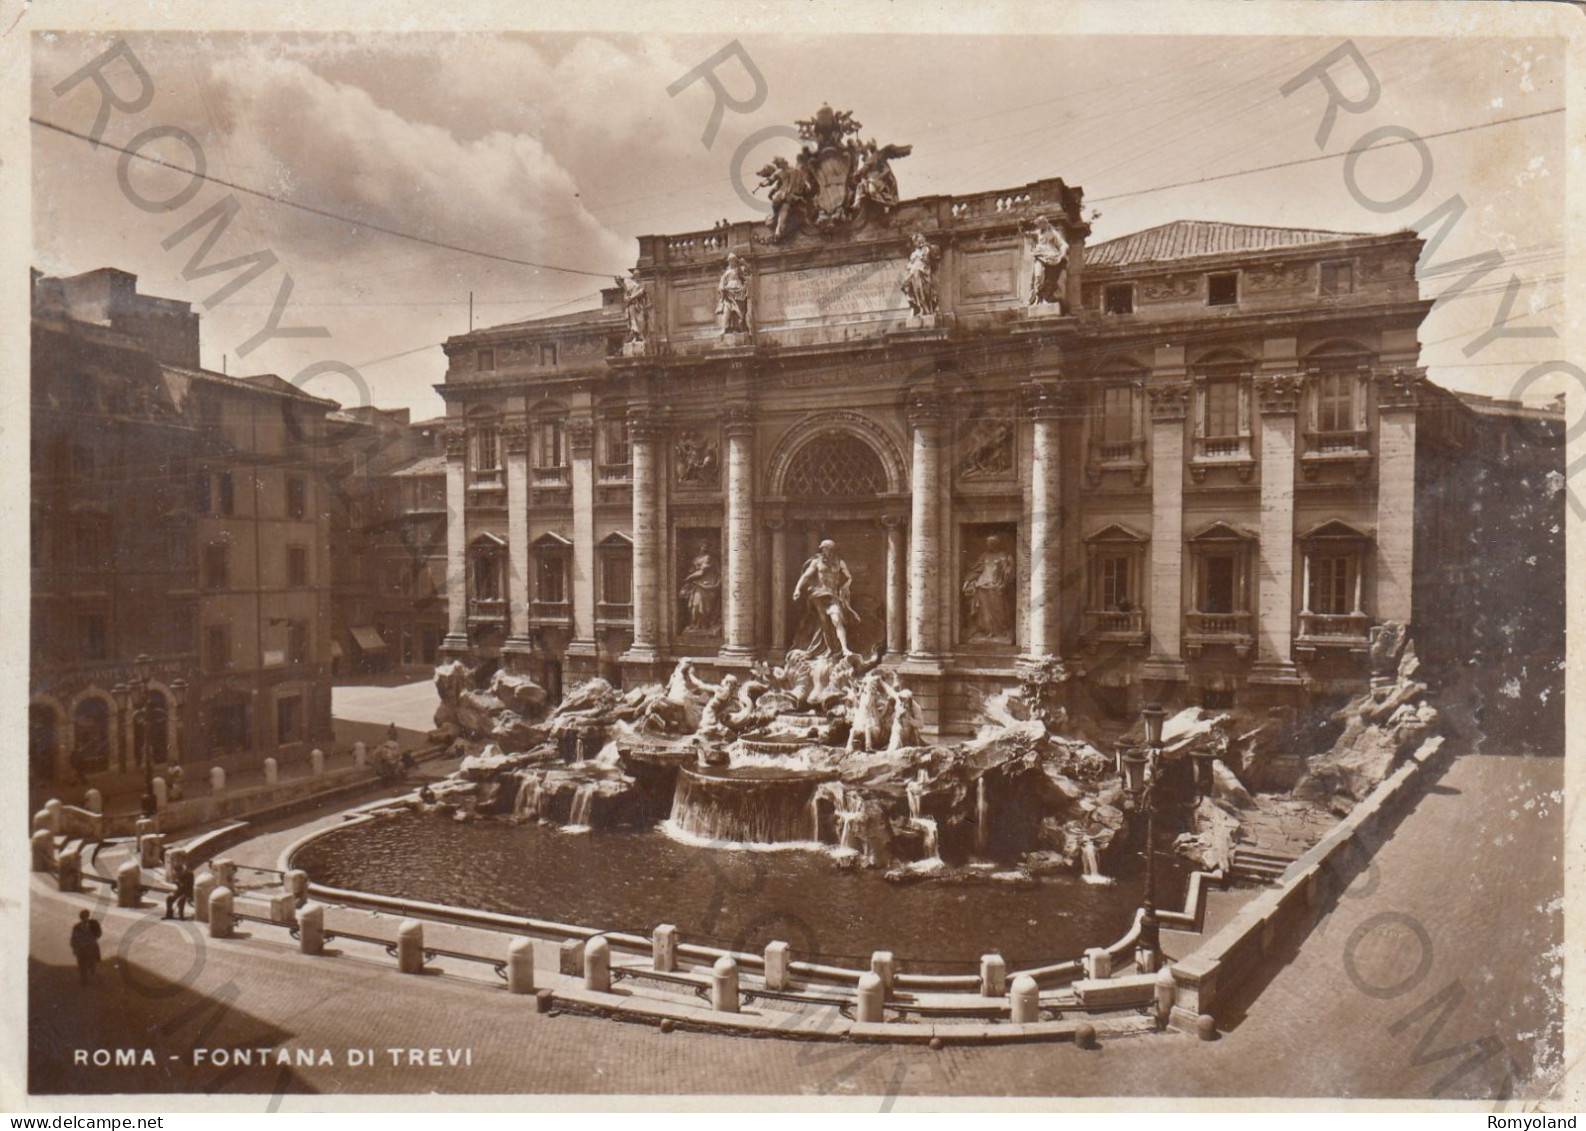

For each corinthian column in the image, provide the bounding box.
[624,411,663,661]
[1250,373,1304,689]
[503,423,530,648]
[1023,381,1065,661]
[907,393,948,659]
[722,405,756,657]
[441,426,470,656]
[568,418,597,654]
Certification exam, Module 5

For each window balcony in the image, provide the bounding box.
[1081,608,1147,650]
[1189,436,1256,482]
[1301,429,1373,480]
[1296,612,1372,659]
[533,466,569,484]
[529,600,572,623]
[467,597,507,623]
[596,601,634,623]
[1184,610,1253,657]
[1084,439,1148,486]
[598,463,632,483]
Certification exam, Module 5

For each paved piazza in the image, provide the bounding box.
[29,749,1561,1101]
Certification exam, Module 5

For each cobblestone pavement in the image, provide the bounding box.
[332,680,441,736]
[26,751,1564,1103]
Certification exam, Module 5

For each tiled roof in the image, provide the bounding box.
[1086,220,1378,268]
[389,454,447,478]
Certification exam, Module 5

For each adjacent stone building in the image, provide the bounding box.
[432,109,1559,736]
[30,268,339,793]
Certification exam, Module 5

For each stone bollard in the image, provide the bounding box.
[209,887,234,938]
[85,788,103,813]
[397,920,425,974]
[135,817,156,838]
[310,748,325,776]
[194,871,216,923]
[153,777,168,809]
[30,829,54,873]
[210,766,226,794]
[116,861,142,909]
[164,847,190,885]
[268,892,299,924]
[764,941,791,992]
[298,903,325,955]
[263,757,278,786]
[32,809,53,836]
[352,741,367,769]
[855,971,885,1023]
[45,799,63,833]
[57,848,82,893]
[507,938,535,995]
[583,936,611,992]
[1075,1022,1098,1050]
[1009,975,1040,1024]
[211,858,237,890]
[285,869,309,904]
[1154,965,1177,1028]
[558,939,585,975]
[710,956,740,1014]
[980,954,1007,997]
[1196,1013,1218,1041]
[139,833,165,870]
[869,950,895,999]
[1084,946,1112,981]
[652,924,677,972]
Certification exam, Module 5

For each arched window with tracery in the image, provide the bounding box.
[783,433,887,499]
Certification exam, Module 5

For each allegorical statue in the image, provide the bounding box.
[679,547,722,632]
[962,533,1016,640]
[615,270,651,344]
[1026,215,1070,309]
[792,539,860,658]
[716,252,751,335]
[755,154,813,243]
[901,232,938,317]
[850,139,913,212]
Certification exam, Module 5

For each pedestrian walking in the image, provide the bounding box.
[70,910,102,985]
[164,864,195,921]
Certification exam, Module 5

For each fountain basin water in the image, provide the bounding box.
[670,764,836,846]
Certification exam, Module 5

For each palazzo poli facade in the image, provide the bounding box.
[437,107,1485,736]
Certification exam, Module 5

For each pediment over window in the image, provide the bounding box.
[1298,519,1373,541]
[1187,520,1257,542]
[532,531,572,549]
[1085,522,1149,543]
[599,531,633,548]
[470,531,507,549]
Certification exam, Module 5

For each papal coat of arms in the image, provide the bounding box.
[753,104,912,242]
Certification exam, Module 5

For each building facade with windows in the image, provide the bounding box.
[434,124,1553,736]
[30,268,339,795]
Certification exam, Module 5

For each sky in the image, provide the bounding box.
[30,30,1567,418]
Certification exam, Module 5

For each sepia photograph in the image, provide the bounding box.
[9,0,1581,1112]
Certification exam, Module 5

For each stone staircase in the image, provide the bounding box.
[1230,846,1298,886]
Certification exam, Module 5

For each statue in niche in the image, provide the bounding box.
[850,139,913,212]
[1025,215,1070,309]
[960,416,1014,479]
[679,546,722,632]
[615,270,651,344]
[962,532,1016,641]
[901,232,939,317]
[792,538,860,658]
[716,252,752,335]
[674,430,719,486]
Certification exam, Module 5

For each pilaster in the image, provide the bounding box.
[440,425,470,657]
[566,417,598,676]
[501,423,533,663]
[1374,369,1422,627]
[1141,379,1189,685]
[1249,374,1304,688]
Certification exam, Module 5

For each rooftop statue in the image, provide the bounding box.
[752,105,912,242]
[1026,215,1070,310]
[901,232,939,317]
[615,270,651,345]
[716,252,752,335]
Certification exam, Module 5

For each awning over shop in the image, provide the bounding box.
[350,626,388,652]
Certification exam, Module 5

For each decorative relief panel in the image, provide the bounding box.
[1139,275,1199,302]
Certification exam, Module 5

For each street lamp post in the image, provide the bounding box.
[112,654,166,818]
[1121,701,1167,972]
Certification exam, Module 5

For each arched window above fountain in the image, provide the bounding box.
[783,432,888,499]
